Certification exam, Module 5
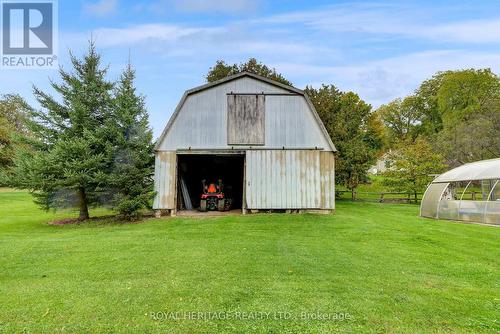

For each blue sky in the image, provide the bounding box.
[2,0,500,137]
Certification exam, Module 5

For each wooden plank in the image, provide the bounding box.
[227,95,265,145]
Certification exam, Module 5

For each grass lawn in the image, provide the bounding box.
[336,175,424,203]
[0,190,499,333]
[337,175,390,193]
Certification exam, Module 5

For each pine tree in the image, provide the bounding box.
[108,63,155,219]
[8,42,114,220]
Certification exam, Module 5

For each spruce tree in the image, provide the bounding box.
[8,42,114,220]
[108,63,155,219]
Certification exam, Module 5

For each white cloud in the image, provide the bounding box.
[91,24,223,46]
[138,0,259,15]
[172,0,259,13]
[258,3,500,44]
[276,50,500,107]
[423,19,500,43]
[8,1,500,137]
[83,0,118,17]
[62,23,322,62]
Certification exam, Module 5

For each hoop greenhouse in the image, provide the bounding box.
[420,158,500,225]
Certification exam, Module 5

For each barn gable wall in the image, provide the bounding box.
[157,76,333,151]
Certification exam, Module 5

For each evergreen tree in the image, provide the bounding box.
[109,64,155,219]
[8,42,114,220]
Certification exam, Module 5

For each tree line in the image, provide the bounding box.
[207,59,499,200]
[1,46,498,221]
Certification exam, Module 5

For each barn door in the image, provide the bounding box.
[153,151,177,210]
[245,150,321,209]
[227,94,265,145]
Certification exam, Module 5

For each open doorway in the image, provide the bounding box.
[177,154,245,212]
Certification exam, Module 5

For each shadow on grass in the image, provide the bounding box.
[48,212,155,227]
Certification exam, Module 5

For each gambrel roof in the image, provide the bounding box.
[155,71,336,152]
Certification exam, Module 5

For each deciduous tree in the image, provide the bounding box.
[206,58,292,86]
[383,138,446,202]
[414,68,500,165]
[305,85,382,199]
[376,96,422,146]
[0,94,31,171]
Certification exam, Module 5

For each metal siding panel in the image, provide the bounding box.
[303,151,310,207]
[160,153,167,207]
[314,151,321,207]
[304,151,311,207]
[330,153,335,209]
[245,150,325,209]
[255,151,261,208]
[316,152,321,207]
[286,151,293,207]
[246,151,252,208]
[274,150,279,208]
[303,151,309,206]
[320,152,327,209]
[158,154,165,206]
[260,151,266,208]
[153,151,176,209]
[255,151,260,208]
[253,151,258,208]
[153,154,161,209]
[306,151,313,207]
[246,150,251,208]
[169,153,177,208]
[320,152,335,209]
[265,150,271,207]
[252,152,262,207]
[246,151,250,207]
[257,151,263,208]
[293,151,301,208]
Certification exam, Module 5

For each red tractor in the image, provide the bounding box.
[199,179,231,212]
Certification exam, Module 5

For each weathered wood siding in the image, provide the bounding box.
[227,94,265,145]
[153,151,176,209]
[246,150,322,209]
[158,77,332,151]
[320,151,335,209]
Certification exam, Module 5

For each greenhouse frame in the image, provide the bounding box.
[420,158,500,225]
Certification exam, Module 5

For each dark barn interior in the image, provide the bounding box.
[177,154,245,211]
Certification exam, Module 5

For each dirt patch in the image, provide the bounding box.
[176,209,242,217]
[49,218,81,225]
[48,214,154,226]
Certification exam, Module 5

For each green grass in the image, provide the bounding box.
[337,176,425,202]
[0,190,499,333]
[336,175,389,193]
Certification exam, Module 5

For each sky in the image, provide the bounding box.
[2,0,500,138]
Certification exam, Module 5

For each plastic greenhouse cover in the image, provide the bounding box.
[433,158,500,183]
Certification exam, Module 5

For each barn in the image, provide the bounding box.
[153,72,336,216]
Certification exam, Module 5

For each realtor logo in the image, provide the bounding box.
[1,0,57,68]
